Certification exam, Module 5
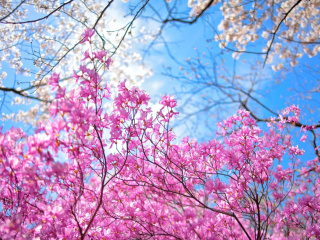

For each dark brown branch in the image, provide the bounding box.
[111,0,150,57]
[0,0,74,24]
[240,101,320,129]
[263,0,302,67]
[163,0,214,24]
[0,87,51,103]
[92,0,114,30]
[0,0,26,22]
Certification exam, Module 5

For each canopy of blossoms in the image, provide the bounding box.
[0,30,319,239]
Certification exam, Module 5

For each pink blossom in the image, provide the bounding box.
[1,43,318,239]
[82,49,91,61]
[80,28,95,43]
[48,72,60,88]
[300,134,307,142]
[160,94,177,108]
[94,50,107,61]
[105,57,112,69]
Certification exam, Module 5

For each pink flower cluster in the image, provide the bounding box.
[0,30,319,239]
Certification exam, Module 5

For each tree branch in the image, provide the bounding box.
[92,0,114,30]
[111,0,150,57]
[0,0,26,22]
[163,0,214,24]
[0,0,74,24]
[263,0,302,67]
[0,87,51,103]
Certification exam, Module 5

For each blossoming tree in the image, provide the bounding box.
[1,0,319,121]
[0,0,154,124]
[0,30,319,239]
